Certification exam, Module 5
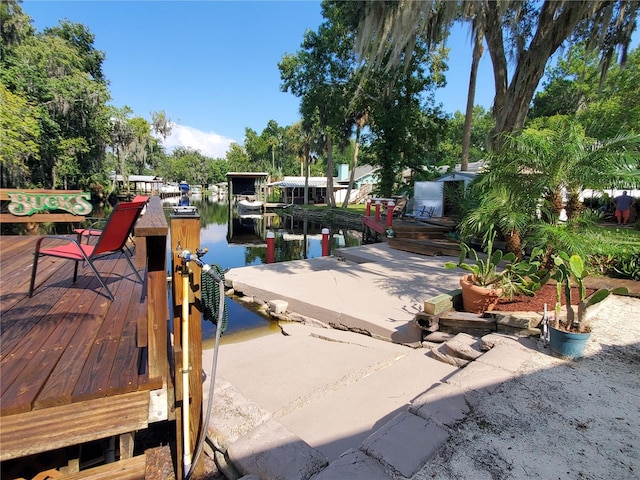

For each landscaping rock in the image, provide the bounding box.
[429,344,470,368]
[443,333,483,361]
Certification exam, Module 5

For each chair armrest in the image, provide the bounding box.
[34,234,82,251]
[75,218,107,243]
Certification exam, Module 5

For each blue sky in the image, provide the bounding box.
[21,1,539,158]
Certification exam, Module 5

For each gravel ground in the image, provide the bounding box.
[412,295,640,480]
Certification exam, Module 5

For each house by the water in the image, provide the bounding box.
[268,164,380,205]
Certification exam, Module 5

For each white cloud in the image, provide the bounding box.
[158,123,237,159]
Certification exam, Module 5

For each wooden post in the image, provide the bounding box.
[375,200,381,222]
[170,208,204,479]
[134,197,169,383]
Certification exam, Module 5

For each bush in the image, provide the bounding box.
[612,252,640,281]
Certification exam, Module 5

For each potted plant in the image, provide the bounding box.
[445,229,546,313]
[548,253,628,358]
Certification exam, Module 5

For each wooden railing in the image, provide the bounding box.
[133,197,170,383]
[352,183,374,204]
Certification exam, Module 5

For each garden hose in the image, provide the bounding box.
[186,263,227,480]
[201,264,228,334]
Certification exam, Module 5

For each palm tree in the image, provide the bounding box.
[286,121,313,204]
[340,111,367,208]
[460,182,534,259]
[465,115,640,258]
[486,116,640,222]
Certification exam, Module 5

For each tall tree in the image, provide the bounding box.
[440,107,494,168]
[461,14,485,171]
[151,110,172,140]
[280,1,360,208]
[349,1,639,146]
[225,143,251,172]
[359,35,448,197]
[340,112,367,208]
[0,83,40,187]
[243,127,271,173]
[1,8,110,189]
[0,0,33,56]
[262,120,284,171]
[106,106,134,191]
[531,44,640,139]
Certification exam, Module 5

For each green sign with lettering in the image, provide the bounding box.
[7,192,93,216]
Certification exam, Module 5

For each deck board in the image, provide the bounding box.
[71,257,134,401]
[108,285,147,394]
[0,391,149,461]
[1,299,85,415]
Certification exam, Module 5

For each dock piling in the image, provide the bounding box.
[170,208,204,479]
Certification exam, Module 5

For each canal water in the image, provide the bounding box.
[163,194,362,343]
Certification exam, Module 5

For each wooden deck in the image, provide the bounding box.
[0,197,171,468]
[362,213,462,256]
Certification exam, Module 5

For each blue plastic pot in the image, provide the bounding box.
[549,326,590,359]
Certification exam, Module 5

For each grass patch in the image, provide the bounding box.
[578,225,640,256]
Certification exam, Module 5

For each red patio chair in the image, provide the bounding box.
[29,200,146,301]
[75,196,149,245]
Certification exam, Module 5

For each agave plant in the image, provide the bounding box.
[445,228,546,300]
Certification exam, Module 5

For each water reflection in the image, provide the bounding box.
[164,194,361,342]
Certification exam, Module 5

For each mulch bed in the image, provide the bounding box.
[493,283,596,312]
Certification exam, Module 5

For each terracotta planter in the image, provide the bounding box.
[459,274,502,314]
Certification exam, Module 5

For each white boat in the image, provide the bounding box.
[237,198,263,214]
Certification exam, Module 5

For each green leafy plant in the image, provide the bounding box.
[612,252,640,281]
[551,253,628,333]
[445,229,547,300]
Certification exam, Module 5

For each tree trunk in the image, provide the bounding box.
[462,25,483,172]
[565,191,584,222]
[304,144,310,206]
[545,189,565,222]
[504,229,522,259]
[486,1,594,148]
[325,134,335,208]
[341,114,366,208]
